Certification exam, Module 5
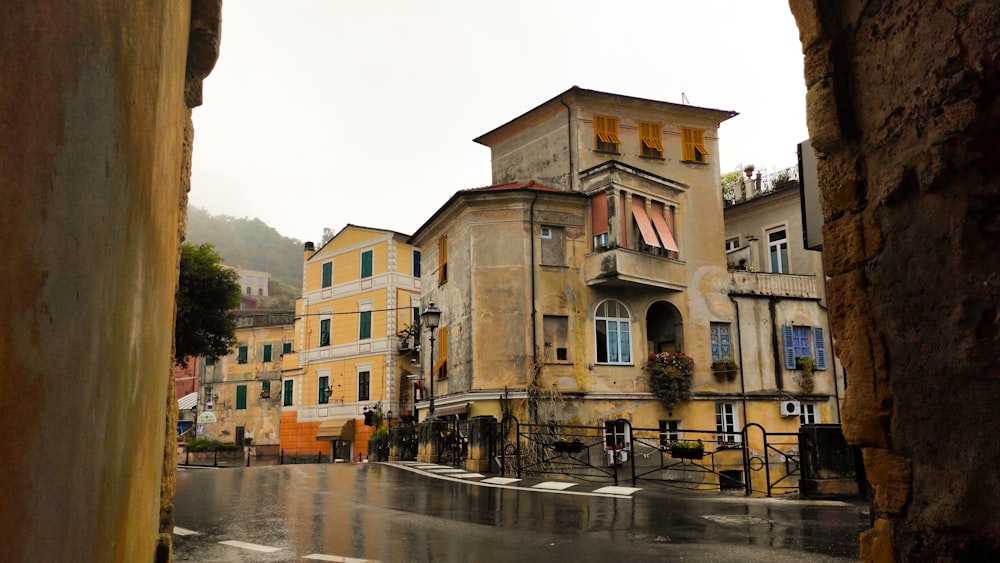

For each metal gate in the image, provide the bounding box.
[498,415,802,496]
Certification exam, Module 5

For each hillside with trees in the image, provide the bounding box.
[185,206,303,308]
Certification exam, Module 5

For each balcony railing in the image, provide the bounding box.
[584,247,686,290]
[728,271,818,299]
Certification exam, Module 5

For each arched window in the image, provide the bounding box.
[595,300,632,364]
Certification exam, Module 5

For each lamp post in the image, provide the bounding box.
[421,302,442,418]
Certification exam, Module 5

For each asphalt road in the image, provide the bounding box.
[172,462,869,562]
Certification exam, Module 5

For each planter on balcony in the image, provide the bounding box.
[669,442,705,460]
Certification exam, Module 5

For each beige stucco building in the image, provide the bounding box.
[281,225,421,460]
[195,310,294,448]
[410,87,749,443]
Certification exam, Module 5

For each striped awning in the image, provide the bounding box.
[178,392,198,411]
[316,418,355,441]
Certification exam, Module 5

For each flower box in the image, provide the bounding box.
[669,442,705,459]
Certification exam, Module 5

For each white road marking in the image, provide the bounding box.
[218,540,283,553]
[303,554,380,562]
[532,481,577,490]
[173,527,199,536]
[593,486,642,495]
[451,472,485,478]
[481,477,522,485]
[427,468,467,473]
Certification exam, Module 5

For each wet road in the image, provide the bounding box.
[173,463,868,562]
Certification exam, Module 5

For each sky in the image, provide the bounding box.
[190,1,808,243]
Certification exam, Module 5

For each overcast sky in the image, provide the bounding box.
[190,1,808,243]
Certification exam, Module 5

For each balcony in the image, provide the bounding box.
[728,271,818,299]
[584,248,686,290]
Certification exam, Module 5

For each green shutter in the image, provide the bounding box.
[320,319,330,347]
[237,346,248,364]
[262,380,270,392]
[322,262,332,287]
[361,250,373,278]
[813,327,827,370]
[283,380,293,406]
[782,325,796,369]
[318,376,329,404]
[359,311,372,340]
[282,342,292,354]
[263,344,272,362]
[236,385,247,410]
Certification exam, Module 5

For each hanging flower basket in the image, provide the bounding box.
[553,439,586,454]
[669,441,705,460]
[711,359,739,380]
[645,352,694,408]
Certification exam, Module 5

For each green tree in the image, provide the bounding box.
[174,243,241,366]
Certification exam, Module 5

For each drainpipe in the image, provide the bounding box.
[559,98,574,190]
[529,193,540,424]
[729,296,749,431]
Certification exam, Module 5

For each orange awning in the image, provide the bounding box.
[650,202,679,252]
[631,198,661,248]
[316,418,355,440]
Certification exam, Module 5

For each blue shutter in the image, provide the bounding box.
[813,327,827,370]
[782,325,795,369]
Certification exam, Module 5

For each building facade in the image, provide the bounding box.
[281,225,421,460]
[195,310,294,448]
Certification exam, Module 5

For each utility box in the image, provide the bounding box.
[799,424,861,499]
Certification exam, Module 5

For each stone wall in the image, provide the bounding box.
[790,1,1000,560]
[0,2,221,562]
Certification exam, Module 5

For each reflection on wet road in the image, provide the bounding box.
[173,463,868,562]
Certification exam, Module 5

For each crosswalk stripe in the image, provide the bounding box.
[173,527,199,536]
[593,486,642,495]
[481,477,521,485]
[303,554,380,562]
[219,540,283,553]
[531,481,577,490]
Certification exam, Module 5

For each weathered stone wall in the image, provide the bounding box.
[0,2,220,562]
[790,1,1000,560]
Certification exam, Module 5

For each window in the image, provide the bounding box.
[715,402,740,444]
[604,419,630,450]
[319,318,331,347]
[318,375,329,404]
[258,288,263,296]
[591,192,609,250]
[438,236,448,284]
[358,371,370,401]
[639,121,664,158]
[595,300,632,364]
[359,311,372,340]
[283,379,293,406]
[204,356,215,366]
[361,250,373,278]
[236,385,247,410]
[204,385,213,404]
[782,325,827,370]
[261,380,270,399]
[540,225,565,266]
[263,344,272,363]
[543,315,569,362]
[246,286,252,296]
[434,326,448,379]
[768,228,789,273]
[282,342,292,354]
[681,127,709,163]
[413,250,421,277]
[321,261,333,288]
[594,115,620,152]
[237,345,248,364]
[725,237,740,252]
[710,323,732,361]
[659,420,681,445]
[800,403,819,425]
[593,232,609,250]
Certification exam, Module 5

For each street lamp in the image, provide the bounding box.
[421,302,442,418]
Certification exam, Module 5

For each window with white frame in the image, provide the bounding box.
[658,420,681,445]
[725,237,740,252]
[800,403,819,425]
[595,299,632,364]
[710,323,732,361]
[604,419,630,450]
[767,227,790,274]
[715,402,741,445]
[357,370,370,401]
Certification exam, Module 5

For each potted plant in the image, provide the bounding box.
[645,352,694,408]
[796,357,816,393]
[398,323,418,350]
[711,358,739,380]
[669,440,705,460]
[553,437,585,453]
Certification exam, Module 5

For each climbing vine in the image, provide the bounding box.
[645,352,694,408]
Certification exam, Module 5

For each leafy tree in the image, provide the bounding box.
[174,242,241,366]
[320,227,335,246]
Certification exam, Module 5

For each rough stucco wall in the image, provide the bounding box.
[790,1,1000,560]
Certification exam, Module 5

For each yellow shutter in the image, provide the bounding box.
[693,129,709,159]
[434,326,448,374]
[640,121,663,152]
[607,116,620,144]
[438,235,448,284]
[681,127,694,161]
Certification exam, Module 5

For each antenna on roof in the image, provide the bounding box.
[681,92,690,105]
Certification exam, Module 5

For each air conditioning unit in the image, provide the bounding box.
[206,402,214,411]
[780,400,801,416]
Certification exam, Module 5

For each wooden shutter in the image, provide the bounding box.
[236,385,247,410]
[434,326,448,375]
[782,325,796,369]
[591,192,608,235]
[813,327,827,370]
[263,344,272,362]
[681,128,695,161]
[438,236,448,284]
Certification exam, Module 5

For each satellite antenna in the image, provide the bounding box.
[681,92,690,105]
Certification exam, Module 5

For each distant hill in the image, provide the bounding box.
[185,206,302,308]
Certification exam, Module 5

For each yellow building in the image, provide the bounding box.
[281,225,421,460]
[195,310,295,448]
